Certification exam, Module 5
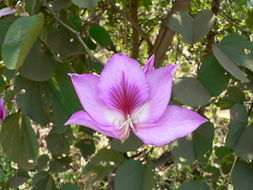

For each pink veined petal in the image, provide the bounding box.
[65,111,121,139]
[98,53,150,115]
[143,55,154,74]
[69,73,124,126]
[134,105,208,146]
[132,64,177,123]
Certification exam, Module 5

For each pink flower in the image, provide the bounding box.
[0,98,7,124]
[65,53,207,146]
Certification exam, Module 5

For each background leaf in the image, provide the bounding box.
[0,113,39,170]
[212,44,249,83]
[173,77,211,107]
[114,160,154,190]
[198,55,230,96]
[172,122,214,165]
[71,0,100,8]
[169,9,214,44]
[2,14,44,69]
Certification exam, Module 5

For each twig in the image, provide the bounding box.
[153,151,173,168]
[40,0,104,65]
[131,0,139,58]
[248,101,253,116]
[111,3,153,50]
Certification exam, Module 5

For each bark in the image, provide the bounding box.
[131,0,139,58]
[150,0,192,67]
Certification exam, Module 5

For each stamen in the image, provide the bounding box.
[113,114,138,143]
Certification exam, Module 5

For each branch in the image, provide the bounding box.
[150,0,192,67]
[131,0,139,58]
[41,0,104,65]
[112,3,153,50]
[153,151,173,168]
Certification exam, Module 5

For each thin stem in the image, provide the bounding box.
[40,0,104,65]
[227,155,238,187]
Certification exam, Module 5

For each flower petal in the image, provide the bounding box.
[143,55,154,74]
[69,73,124,126]
[134,105,208,146]
[98,53,150,115]
[132,64,177,123]
[0,98,6,124]
[65,111,120,139]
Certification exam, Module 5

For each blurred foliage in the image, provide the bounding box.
[0,0,253,189]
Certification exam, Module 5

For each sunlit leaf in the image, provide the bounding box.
[2,14,44,69]
[212,44,249,83]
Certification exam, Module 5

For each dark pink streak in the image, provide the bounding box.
[109,72,143,116]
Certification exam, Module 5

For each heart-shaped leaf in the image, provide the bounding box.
[169,9,215,44]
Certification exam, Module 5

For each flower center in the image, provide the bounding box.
[113,114,138,143]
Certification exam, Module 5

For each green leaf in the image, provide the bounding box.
[234,123,253,161]
[89,25,112,46]
[232,160,253,190]
[71,0,100,8]
[173,77,211,107]
[198,56,230,96]
[8,175,29,189]
[178,180,210,190]
[219,34,253,72]
[50,0,72,11]
[14,64,81,126]
[111,132,143,152]
[90,148,124,165]
[169,9,215,44]
[216,87,246,109]
[115,160,154,190]
[141,0,152,11]
[46,130,69,156]
[19,39,57,81]
[226,104,248,148]
[0,17,17,53]
[32,171,56,190]
[86,58,103,73]
[25,0,37,15]
[2,14,44,70]
[0,113,39,170]
[14,75,50,125]
[215,146,233,159]
[212,44,249,83]
[142,161,154,190]
[68,15,82,31]
[49,159,71,173]
[75,139,95,159]
[45,28,83,57]
[172,122,214,165]
[62,183,79,190]
[37,154,50,171]
[246,10,253,29]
